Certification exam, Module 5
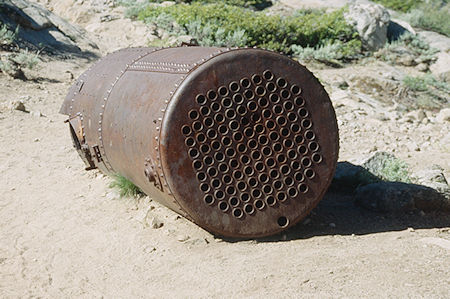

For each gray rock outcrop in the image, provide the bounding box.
[0,0,98,56]
[355,182,450,212]
[345,0,390,51]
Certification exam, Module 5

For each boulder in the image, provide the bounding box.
[0,0,98,56]
[430,52,450,82]
[417,31,450,52]
[345,0,390,51]
[355,181,450,212]
[435,108,450,123]
[387,18,415,42]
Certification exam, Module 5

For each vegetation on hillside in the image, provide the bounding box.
[0,23,40,78]
[137,3,361,57]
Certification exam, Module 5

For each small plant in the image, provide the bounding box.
[402,2,450,37]
[0,49,40,79]
[109,174,144,198]
[291,39,361,64]
[401,74,450,109]
[371,0,423,12]
[184,19,247,47]
[0,24,18,47]
[375,33,438,66]
[11,49,40,69]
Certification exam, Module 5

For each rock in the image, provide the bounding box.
[345,0,390,51]
[0,56,26,79]
[436,108,450,123]
[105,190,120,200]
[417,31,450,52]
[0,0,98,56]
[160,1,176,7]
[416,63,428,72]
[331,161,379,193]
[149,216,164,229]
[430,52,450,82]
[29,110,42,117]
[355,181,450,212]
[361,152,407,181]
[387,19,415,42]
[176,35,198,46]
[8,100,26,112]
[177,234,190,242]
[398,55,416,66]
[404,110,426,123]
[414,166,449,198]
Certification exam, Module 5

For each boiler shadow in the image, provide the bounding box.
[223,162,450,243]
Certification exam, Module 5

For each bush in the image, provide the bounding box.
[138,3,360,54]
[371,0,423,12]
[109,174,144,198]
[403,2,450,37]
[403,75,450,93]
[0,24,17,48]
[291,39,361,64]
[0,49,40,79]
[375,33,438,65]
[402,74,450,110]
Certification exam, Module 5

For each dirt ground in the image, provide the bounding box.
[1,1,450,297]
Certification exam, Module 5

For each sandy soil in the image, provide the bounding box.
[1,1,449,297]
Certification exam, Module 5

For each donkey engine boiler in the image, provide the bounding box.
[60,46,339,238]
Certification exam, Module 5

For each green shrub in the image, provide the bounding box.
[371,0,423,12]
[11,49,40,69]
[403,2,450,37]
[402,74,450,110]
[403,74,450,93]
[138,3,360,54]
[292,39,361,64]
[376,33,438,65]
[0,24,17,47]
[109,174,144,198]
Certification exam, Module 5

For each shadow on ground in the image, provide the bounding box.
[224,162,450,242]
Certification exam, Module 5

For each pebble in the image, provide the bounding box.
[30,110,43,117]
[177,235,190,242]
[149,216,164,229]
[9,100,26,112]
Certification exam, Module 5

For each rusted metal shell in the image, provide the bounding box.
[60,46,339,238]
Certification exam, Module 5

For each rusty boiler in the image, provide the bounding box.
[60,47,339,238]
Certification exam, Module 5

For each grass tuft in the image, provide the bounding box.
[109,174,144,198]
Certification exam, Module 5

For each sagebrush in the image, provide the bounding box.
[138,3,361,54]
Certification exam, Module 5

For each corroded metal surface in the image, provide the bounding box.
[60,46,339,238]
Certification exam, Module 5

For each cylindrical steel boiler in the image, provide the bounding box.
[60,47,339,238]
